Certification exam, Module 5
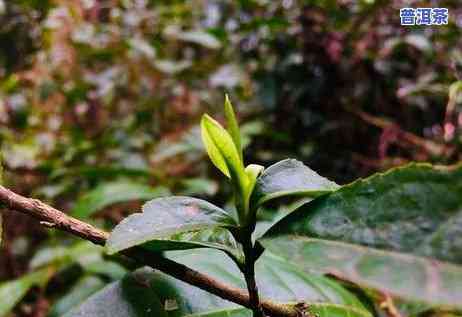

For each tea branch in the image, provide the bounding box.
[0,185,302,317]
[241,232,265,317]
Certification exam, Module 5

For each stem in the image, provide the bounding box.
[242,231,265,317]
[0,185,301,317]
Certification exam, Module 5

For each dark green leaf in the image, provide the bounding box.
[66,249,372,317]
[71,181,169,219]
[264,163,462,263]
[253,159,339,206]
[106,197,241,259]
[261,163,462,308]
[261,237,462,309]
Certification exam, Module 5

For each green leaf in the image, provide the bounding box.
[224,94,242,161]
[253,159,340,206]
[0,268,52,316]
[71,181,170,219]
[66,249,372,317]
[106,197,241,259]
[200,114,246,185]
[48,276,107,317]
[264,163,462,263]
[261,163,462,308]
[261,237,462,309]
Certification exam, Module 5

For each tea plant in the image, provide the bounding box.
[0,96,461,317]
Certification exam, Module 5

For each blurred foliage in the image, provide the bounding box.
[0,0,462,316]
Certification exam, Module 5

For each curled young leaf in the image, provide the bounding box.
[200,114,246,185]
[242,164,264,225]
[201,114,252,227]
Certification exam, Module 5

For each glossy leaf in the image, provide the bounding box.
[224,94,242,161]
[0,268,53,316]
[106,196,241,259]
[253,159,339,206]
[261,237,462,309]
[261,163,462,308]
[71,181,170,219]
[66,249,372,317]
[263,163,462,263]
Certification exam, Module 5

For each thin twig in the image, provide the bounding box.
[0,185,300,317]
